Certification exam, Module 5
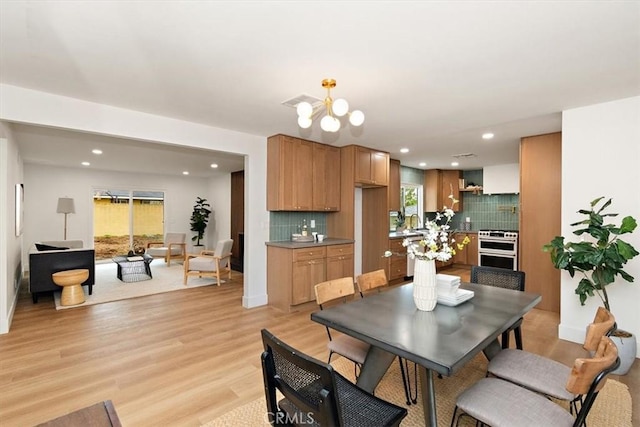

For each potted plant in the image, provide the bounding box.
[190,197,212,246]
[543,196,638,374]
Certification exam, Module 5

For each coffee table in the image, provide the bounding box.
[112,254,153,282]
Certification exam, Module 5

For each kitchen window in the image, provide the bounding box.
[390,184,423,231]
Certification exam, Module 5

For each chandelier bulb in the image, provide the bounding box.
[298,116,312,129]
[349,110,365,127]
[332,98,349,117]
[296,102,313,118]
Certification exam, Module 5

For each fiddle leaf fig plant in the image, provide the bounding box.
[543,197,638,313]
[190,197,212,246]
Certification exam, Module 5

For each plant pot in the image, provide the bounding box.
[610,330,637,375]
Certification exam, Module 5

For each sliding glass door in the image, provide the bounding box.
[93,189,164,260]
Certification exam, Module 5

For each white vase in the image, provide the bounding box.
[413,258,438,311]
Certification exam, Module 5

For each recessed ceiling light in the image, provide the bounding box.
[451,162,459,167]
[182,171,189,175]
[210,163,218,168]
[92,149,103,155]
[419,162,427,167]
[81,161,90,166]
[482,133,494,140]
[400,148,409,154]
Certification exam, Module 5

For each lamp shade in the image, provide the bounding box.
[56,197,76,214]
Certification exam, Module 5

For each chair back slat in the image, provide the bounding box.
[566,335,618,395]
[470,265,525,291]
[583,306,616,352]
[314,277,355,306]
[356,269,388,296]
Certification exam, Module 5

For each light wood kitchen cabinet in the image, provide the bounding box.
[267,243,354,312]
[312,144,341,211]
[292,249,326,305]
[387,238,407,281]
[424,169,463,212]
[388,159,401,211]
[355,146,389,187]
[520,132,561,312]
[452,232,478,266]
[326,244,354,280]
[267,135,314,211]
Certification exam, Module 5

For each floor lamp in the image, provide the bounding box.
[56,197,75,240]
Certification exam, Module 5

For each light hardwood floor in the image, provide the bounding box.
[1,267,637,426]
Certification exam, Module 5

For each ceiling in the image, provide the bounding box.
[1,1,639,176]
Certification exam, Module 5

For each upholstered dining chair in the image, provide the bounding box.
[471,265,526,349]
[486,306,615,415]
[183,239,233,286]
[261,328,407,427]
[451,335,620,427]
[146,233,186,266]
[355,269,417,406]
[314,277,370,377]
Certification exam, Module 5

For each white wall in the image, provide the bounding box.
[0,122,23,333]
[560,96,640,357]
[22,164,224,267]
[0,84,269,319]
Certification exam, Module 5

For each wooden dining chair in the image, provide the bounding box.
[314,277,370,374]
[355,269,417,406]
[260,329,407,427]
[486,306,615,415]
[471,265,526,349]
[451,335,620,427]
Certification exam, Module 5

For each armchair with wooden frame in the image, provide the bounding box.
[183,239,233,286]
[146,232,186,266]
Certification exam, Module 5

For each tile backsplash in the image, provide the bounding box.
[269,212,328,241]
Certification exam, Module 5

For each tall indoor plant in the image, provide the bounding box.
[543,196,638,373]
[190,197,212,246]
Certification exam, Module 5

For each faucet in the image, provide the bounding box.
[409,214,422,230]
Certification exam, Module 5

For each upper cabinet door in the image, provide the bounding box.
[355,146,389,187]
[441,170,463,212]
[388,159,401,211]
[267,135,313,211]
[313,144,341,211]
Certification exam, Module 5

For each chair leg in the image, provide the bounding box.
[501,331,510,349]
[398,358,412,405]
[514,326,523,350]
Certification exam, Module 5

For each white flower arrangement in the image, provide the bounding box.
[384,195,469,262]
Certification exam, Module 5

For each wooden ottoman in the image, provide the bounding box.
[52,269,89,306]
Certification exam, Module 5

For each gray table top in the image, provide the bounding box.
[311,282,541,376]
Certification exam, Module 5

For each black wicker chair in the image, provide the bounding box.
[260,329,407,426]
[471,265,526,349]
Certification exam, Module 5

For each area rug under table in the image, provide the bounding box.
[202,353,632,427]
[54,261,225,310]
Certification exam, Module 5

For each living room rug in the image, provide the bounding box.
[202,354,632,427]
[54,261,226,310]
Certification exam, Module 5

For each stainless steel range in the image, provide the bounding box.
[477,230,519,270]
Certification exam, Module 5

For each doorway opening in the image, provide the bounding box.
[93,189,165,260]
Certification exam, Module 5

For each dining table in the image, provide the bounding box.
[311,282,542,426]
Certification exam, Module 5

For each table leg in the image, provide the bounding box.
[483,338,502,360]
[419,366,437,427]
[355,346,396,393]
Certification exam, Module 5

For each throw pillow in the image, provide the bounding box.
[36,243,70,251]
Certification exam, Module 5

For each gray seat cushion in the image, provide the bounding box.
[456,377,574,427]
[328,334,369,364]
[487,349,575,401]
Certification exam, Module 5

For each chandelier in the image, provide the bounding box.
[296,78,365,133]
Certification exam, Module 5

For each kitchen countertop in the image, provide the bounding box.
[265,238,355,249]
